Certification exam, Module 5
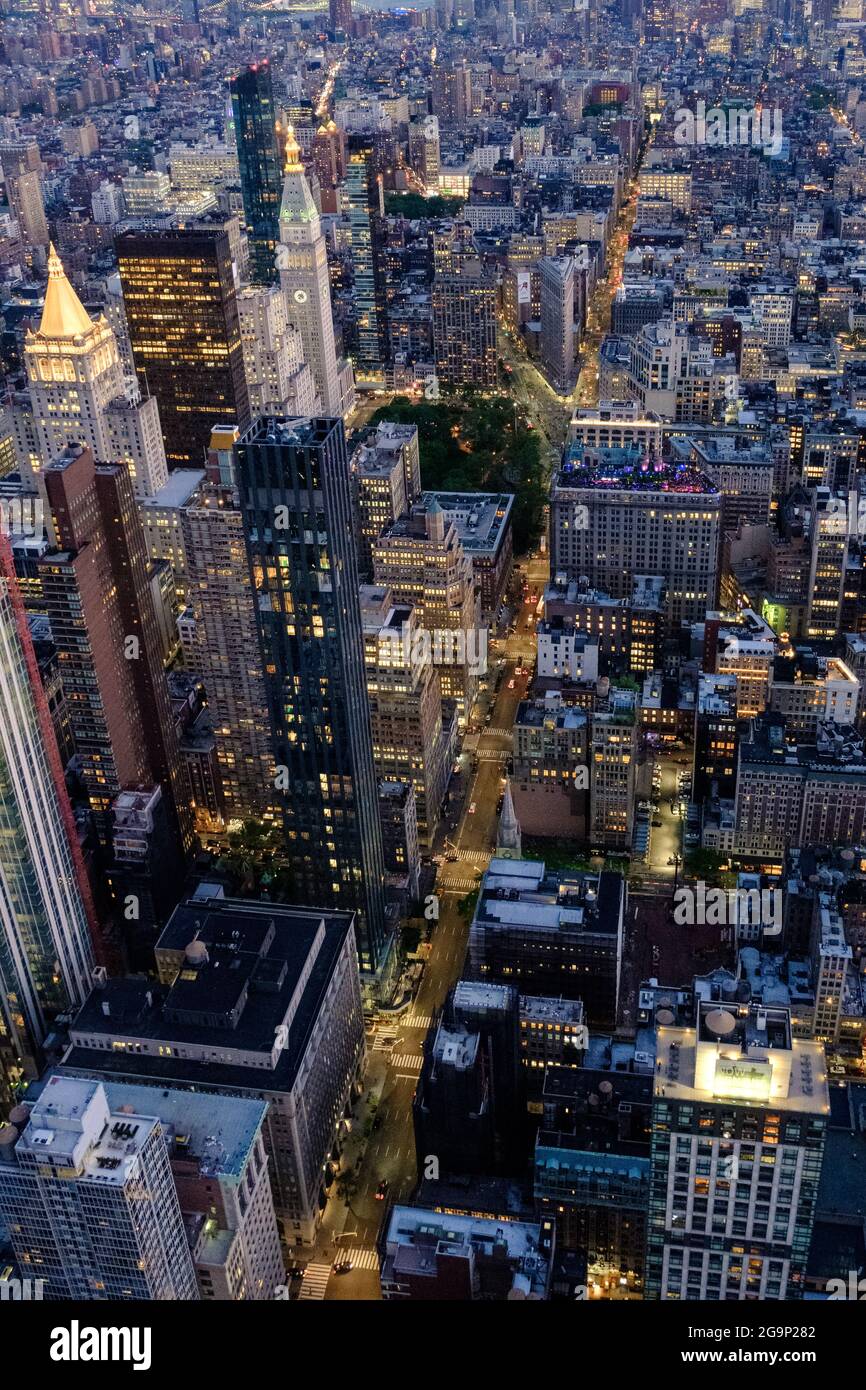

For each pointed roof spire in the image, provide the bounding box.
[38,244,95,339]
[284,124,303,174]
[496,778,522,857]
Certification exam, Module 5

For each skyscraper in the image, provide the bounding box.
[181,479,276,823]
[230,61,284,286]
[0,538,97,1073]
[22,245,168,498]
[539,255,578,392]
[237,282,318,419]
[0,1077,198,1300]
[61,889,366,1245]
[117,228,251,467]
[647,1000,829,1300]
[360,586,447,847]
[431,61,472,124]
[312,119,346,214]
[39,444,193,864]
[409,117,441,197]
[432,254,498,389]
[328,0,353,29]
[0,140,49,254]
[278,128,354,417]
[344,135,389,375]
[236,417,389,976]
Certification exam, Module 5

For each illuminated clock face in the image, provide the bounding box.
[293,289,308,304]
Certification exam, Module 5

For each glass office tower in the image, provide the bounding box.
[236,416,389,976]
[117,227,251,467]
[230,60,284,286]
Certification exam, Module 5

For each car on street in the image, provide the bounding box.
[652,817,662,827]
[333,1260,353,1274]
[468,802,477,814]
[376,1180,389,1201]
[508,679,515,689]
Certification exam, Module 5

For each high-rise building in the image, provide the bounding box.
[539,255,578,393]
[432,254,498,389]
[230,61,284,285]
[236,417,389,976]
[0,1076,198,1300]
[278,129,354,417]
[431,62,472,124]
[590,695,638,850]
[34,1074,284,1301]
[360,586,447,847]
[237,283,317,418]
[414,980,522,1176]
[647,1000,829,1300]
[408,114,440,194]
[372,498,482,717]
[22,245,168,499]
[181,479,276,823]
[806,488,849,640]
[39,445,192,865]
[351,421,421,577]
[344,135,389,374]
[0,140,49,253]
[550,449,721,630]
[0,539,96,1073]
[60,888,366,1246]
[312,120,346,214]
[469,858,626,1024]
[117,228,251,468]
[328,0,353,28]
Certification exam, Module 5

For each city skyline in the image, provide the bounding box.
[0,0,864,1337]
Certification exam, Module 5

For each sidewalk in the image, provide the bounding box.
[309,1055,389,1261]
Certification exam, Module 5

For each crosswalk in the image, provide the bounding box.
[298,1263,331,1300]
[441,877,481,892]
[476,749,508,762]
[344,1247,380,1272]
[454,848,492,864]
[482,727,514,739]
[391,1053,423,1073]
[402,1013,432,1029]
[371,1034,400,1052]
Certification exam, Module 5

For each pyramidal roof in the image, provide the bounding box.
[279,155,319,232]
[38,244,95,339]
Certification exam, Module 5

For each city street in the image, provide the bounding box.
[647,752,686,881]
[305,607,539,1299]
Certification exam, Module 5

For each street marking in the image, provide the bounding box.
[402,1014,432,1028]
[345,1247,380,1271]
[298,1263,331,1300]
[391,1054,423,1072]
[441,878,481,892]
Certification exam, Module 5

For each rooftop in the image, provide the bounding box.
[556,448,719,495]
[63,892,355,1095]
[654,1001,830,1115]
[417,491,513,554]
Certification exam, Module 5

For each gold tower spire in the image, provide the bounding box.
[38,243,95,339]
[284,124,303,174]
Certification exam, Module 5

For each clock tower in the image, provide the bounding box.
[278,127,354,418]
